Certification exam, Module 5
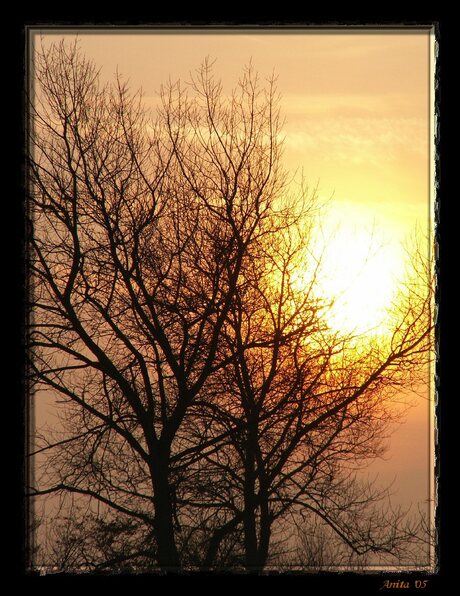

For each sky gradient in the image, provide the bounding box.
[32,28,435,532]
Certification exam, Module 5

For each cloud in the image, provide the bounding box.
[283,110,427,167]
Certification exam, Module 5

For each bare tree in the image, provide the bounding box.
[28,41,287,570]
[27,40,434,573]
[177,211,433,570]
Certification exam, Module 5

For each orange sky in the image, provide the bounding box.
[33,30,430,218]
[32,28,435,532]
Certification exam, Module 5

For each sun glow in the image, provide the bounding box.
[311,218,406,337]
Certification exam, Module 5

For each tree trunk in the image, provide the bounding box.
[150,454,180,569]
[203,516,241,569]
[257,482,271,568]
[243,440,259,569]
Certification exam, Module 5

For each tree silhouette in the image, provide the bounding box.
[27,40,434,572]
[177,210,433,570]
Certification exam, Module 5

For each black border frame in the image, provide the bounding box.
[11,16,453,594]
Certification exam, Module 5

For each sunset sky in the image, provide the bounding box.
[32,28,435,529]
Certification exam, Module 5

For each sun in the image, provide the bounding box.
[313,223,405,337]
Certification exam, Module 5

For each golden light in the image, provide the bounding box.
[297,204,408,338]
